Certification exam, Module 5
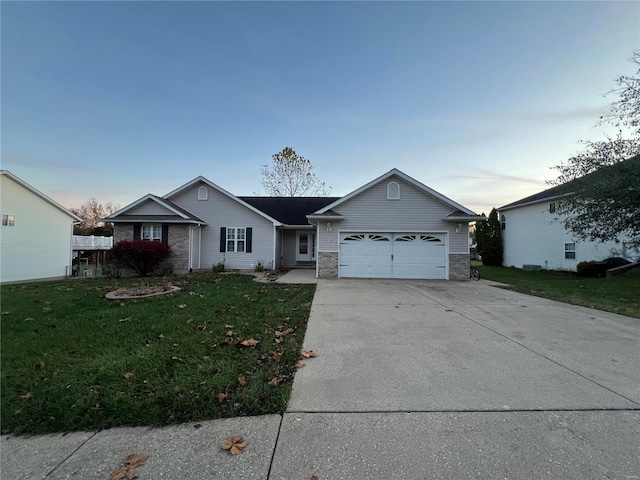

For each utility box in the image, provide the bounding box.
[523,264,542,271]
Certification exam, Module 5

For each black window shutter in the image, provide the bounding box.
[220,227,227,252]
[162,225,169,244]
[246,227,252,253]
[133,224,141,240]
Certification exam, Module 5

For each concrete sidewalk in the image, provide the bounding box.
[2,279,639,479]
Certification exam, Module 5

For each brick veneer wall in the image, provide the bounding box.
[449,253,470,281]
[167,225,190,273]
[112,224,190,274]
[318,252,338,278]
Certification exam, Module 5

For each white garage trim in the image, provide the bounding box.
[339,231,448,279]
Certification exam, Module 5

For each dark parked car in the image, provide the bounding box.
[594,257,632,276]
[596,257,632,269]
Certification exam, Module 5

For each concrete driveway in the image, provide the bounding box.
[270,279,639,479]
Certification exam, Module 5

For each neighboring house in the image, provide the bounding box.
[499,182,639,271]
[105,169,484,280]
[0,171,82,283]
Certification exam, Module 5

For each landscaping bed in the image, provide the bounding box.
[0,273,315,435]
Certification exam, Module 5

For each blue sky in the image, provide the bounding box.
[2,1,638,215]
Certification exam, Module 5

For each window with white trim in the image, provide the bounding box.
[387,181,400,200]
[226,227,246,253]
[549,202,556,213]
[501,214,506,230]
[2,214,15,226]
[142,224,162,241]
[198,186,208,200]
[564,242,576,260]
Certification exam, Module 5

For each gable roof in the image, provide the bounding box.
[499,155,640,211]
[163,176,282,226]
[0,170,82,222]
[104,194,206,224]
[239,196,340,226]
[310,168,482,219]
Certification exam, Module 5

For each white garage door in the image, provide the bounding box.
[339,233,447,279]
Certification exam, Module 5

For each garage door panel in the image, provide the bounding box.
[340,234,392,278]
[340,233,447,279]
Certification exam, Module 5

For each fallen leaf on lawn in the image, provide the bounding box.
[1,311,10,315]
[275,337,284,344]
[178,304,187,309]
[225,324,234,328]
[39,360,45,369]
[221,435,248,455]
[271,351,282,362]
[217,392,228,404]
[296,362,305,369]
[43,307,52,313]
[189,291,197,296]
[240,338,259,347]
[268,377,281,386]
[301,350,317,358]
[124,372,134,380]
[20,392,33,400]
[226,330,234,336]
[238,375,247,385]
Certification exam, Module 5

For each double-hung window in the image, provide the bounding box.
[564,242,576,260]
[2,214,15,226]
[142,225,162,242]
[226,227,246,253]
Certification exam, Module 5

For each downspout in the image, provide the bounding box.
[188,225,192,272]
[272,225,277,271]
[198,225,202,269]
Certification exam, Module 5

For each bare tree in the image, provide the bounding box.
[260,147,331,196]
[70,198,120,235]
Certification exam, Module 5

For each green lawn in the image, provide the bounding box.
[1,273,315,435]
[476,263,640,318]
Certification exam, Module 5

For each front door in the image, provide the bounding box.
[296,231,316,262]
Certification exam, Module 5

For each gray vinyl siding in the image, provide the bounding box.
[318,175,467,253]
[279,230,300,267]
[167,181,275,270]
[128,200,173,215]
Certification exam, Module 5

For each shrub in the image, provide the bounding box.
[112,240,171,277]
[576,261,601,277]
[212,262,225,273]
[254,262,264,272]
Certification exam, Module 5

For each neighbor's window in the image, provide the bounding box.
[564,242,576,260]
[198,186,208,200]
[549,202,556,213]
[226,227,246,253]
[142,224,162,241]
[387,181,400,200]
[501,214,506,230]
[2,214,15,226]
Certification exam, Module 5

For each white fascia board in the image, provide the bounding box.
[0,170,83,222]
[314,168,479,216]
[163,176,283,226]
[104,194,190,220]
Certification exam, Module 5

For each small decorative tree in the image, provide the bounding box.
[112,240,171,277]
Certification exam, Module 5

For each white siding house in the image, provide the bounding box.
[499,187,638,271]
[0,171,81,283]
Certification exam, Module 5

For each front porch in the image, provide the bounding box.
[278,228,317,270]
